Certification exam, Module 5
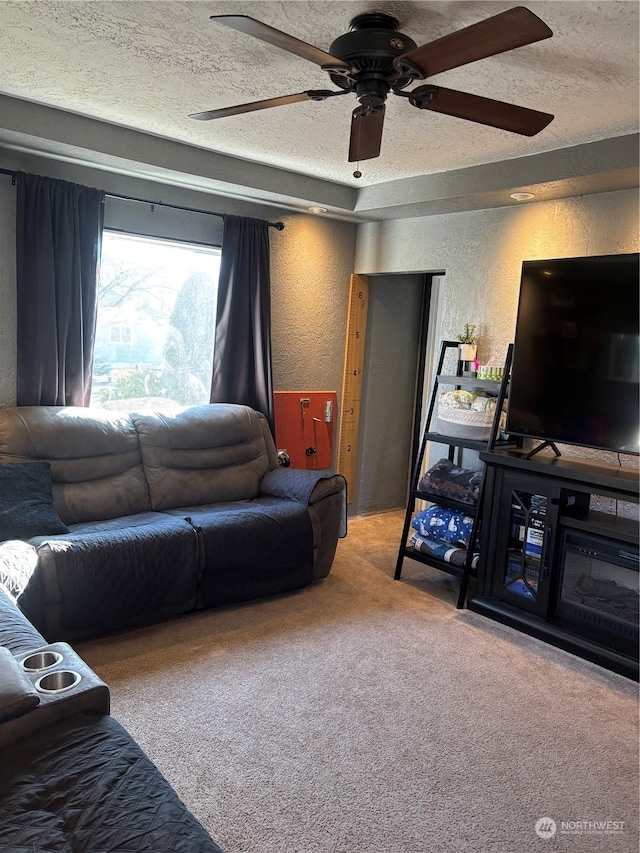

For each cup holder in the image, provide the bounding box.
[35,670,82,694]
[22,650,64,672]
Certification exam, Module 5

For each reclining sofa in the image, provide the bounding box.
[0,403,346,643]
[0,585,224,851]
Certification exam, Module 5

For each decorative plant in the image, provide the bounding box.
[457,323,477,345]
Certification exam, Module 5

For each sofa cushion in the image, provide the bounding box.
[0,407,152,524]
[164,497,314,607]
[132,404,273,510]
[0,713,224,853]
[0,462,69,542]
[20,513,200,642]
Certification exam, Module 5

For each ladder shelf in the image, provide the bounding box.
[394,340,518,608]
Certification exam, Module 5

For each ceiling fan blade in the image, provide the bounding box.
[190,92,314,121]
[411,86,554,136]
[210,15,352,72]
[396,6,552,78]
[348,107,385,162]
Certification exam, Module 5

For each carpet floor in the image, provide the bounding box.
[78,510,639,853]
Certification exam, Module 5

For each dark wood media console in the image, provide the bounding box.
[469,449,639,680]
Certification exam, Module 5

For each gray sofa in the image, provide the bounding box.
[0,586,224,851]
[0,403,346,642]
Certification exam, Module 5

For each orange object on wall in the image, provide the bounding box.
[273,391,337,469]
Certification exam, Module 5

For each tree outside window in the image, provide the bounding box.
[91,231,221,409]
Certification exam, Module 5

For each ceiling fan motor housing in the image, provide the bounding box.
[327,11,417,103]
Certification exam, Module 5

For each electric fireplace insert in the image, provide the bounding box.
[557,530,639,659]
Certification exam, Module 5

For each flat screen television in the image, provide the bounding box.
[506,252,640,455]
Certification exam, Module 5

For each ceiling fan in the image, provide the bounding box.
[190,6,554,163]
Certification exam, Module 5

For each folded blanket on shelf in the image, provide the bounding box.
[417,458,482,504]
[411,505,475,549]
[409,532,479,569]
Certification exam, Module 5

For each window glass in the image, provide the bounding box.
[91,231,221,409]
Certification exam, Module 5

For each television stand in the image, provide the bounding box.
[470,449,639,679]
[525,440,561,459]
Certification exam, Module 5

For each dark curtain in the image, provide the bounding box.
[211,214,274,429]
[16,172,105,406]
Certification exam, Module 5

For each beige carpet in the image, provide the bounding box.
[78,511,639,853]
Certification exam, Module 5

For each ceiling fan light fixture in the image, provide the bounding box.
[510,191,535,201]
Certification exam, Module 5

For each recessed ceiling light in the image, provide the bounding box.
[510,192,535,201]
[308,206,328,214]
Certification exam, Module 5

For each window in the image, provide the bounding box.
[109,325,131,345]
[91,231,221,409]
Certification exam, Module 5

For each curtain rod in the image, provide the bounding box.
[105,191,285,230]
[0,169,285,230]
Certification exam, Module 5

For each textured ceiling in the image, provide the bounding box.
[1,0,639,189]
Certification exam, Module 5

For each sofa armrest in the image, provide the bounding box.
[0,584,46,656]
[259,469,346,533]
[260,468,347,582]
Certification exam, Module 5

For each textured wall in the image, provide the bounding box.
[355,188,640,475]
[270,214,354,394]
[356,190,639,361]
[357,189,639,364]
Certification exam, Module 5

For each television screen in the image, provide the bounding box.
[506,252,640,454]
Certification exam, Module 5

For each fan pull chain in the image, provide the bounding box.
[353,162,362,179]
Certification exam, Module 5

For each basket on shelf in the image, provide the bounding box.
[437,405,506,441]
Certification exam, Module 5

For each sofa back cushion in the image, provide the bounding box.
[0,407,151,524]
[132,404,276,511]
